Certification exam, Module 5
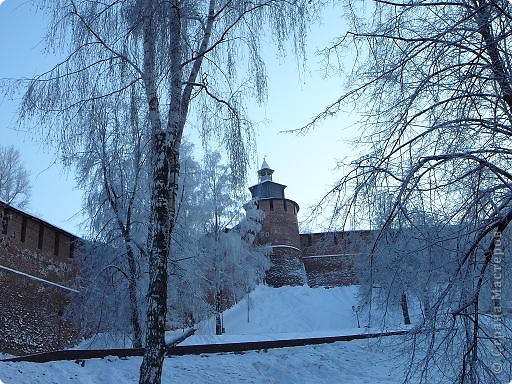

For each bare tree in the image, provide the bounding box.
[19,1,311,382]
[309,0,512,382]
[0,145,31,208]
[70,92,149,348]
[65,240,146,347]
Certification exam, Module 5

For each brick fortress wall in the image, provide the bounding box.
[255,198,307,287]
[256,198,300,248]
[300,230,374,287]
[247,160,376,288]
[0,203,79,355]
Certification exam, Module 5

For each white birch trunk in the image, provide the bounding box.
[139,2,182,382]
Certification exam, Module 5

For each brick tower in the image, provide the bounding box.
[248,160,307,287]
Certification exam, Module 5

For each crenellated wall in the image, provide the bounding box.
[0,203,76,260]
[0,203,80,355]
[300,230,375,287]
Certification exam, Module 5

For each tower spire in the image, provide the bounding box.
[258,158,274,183]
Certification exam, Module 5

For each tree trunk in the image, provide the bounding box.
[401,292,411,325]
[139,1,182,382]
[125,243,143,348]
[139,133,177,383]
[215,290,223,335]
[423,289,430,320]
[215,313,223,335]
[246,291,250,323]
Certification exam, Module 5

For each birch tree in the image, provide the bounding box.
[0,145,31,208]
[70,93,150,348]
[66,240,145,346]
[313,0,512,382]
[20,1,310,382]
[68,142,200,347]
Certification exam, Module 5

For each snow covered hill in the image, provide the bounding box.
[74,285,373,349]
[192,285,362,338]
[1,339,410,384]
[183,284,413,346]
[0,284,427,384]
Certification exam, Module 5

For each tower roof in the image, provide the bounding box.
[257,158,274,183]
[260,158,271,171]
[249,158,287,199]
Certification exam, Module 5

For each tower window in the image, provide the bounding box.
[21,216,27,243]
[269,199,274,211]
[38,224,44,250]
[283,200,287,211]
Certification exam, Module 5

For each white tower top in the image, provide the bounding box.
[258,159,274,183]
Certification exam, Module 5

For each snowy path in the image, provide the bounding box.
[0,339,409,384]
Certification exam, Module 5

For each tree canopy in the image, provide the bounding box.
[0,145,31,208]
[20,2,312,381]
[313,0,512,382]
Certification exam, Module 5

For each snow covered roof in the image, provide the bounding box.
[260,158,271,171]
[250,179,286,188]
[248,180,287,199]
[0,199,79,239]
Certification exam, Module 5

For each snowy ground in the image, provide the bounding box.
[195,285,363,335]
[73,285,372,349]
[184,284,410,345]
[1,338,410,384]
[0,285,428,383]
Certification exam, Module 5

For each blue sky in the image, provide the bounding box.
[0,0,359,236]
[0,1,84,234]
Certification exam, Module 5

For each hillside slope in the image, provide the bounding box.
[196,285,362,336]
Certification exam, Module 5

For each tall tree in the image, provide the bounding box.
[20,1,310,382]
[67,142,199,346]
[312,0,512,382]
[0,145,31,208]
[70,92,149,348]
[195,152,269,334]
[167,151,269,333]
